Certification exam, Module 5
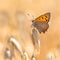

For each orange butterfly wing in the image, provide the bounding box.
[33,12,50,23]
[32,12,51,33]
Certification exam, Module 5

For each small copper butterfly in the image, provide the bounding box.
[32,12,51,33]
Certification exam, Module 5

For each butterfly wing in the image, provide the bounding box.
[33,22,49,33]
[33,12,50,23]
[32,12,50,33]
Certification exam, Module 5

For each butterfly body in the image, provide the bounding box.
[32,12,50,33]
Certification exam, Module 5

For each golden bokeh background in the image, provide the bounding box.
[0,0,60,60]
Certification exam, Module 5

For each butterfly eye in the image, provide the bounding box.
[32,20,34,22]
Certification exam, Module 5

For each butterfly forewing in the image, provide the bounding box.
[34,12,50,23]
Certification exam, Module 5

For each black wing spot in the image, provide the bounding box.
[41,17,43,19]
[45,16,47,18]
[46,20,47,21]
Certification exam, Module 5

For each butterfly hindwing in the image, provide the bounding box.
[33,22,49,33]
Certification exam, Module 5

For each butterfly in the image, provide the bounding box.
[32,12,51,33]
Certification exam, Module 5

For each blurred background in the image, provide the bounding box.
[0,0,60,60]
